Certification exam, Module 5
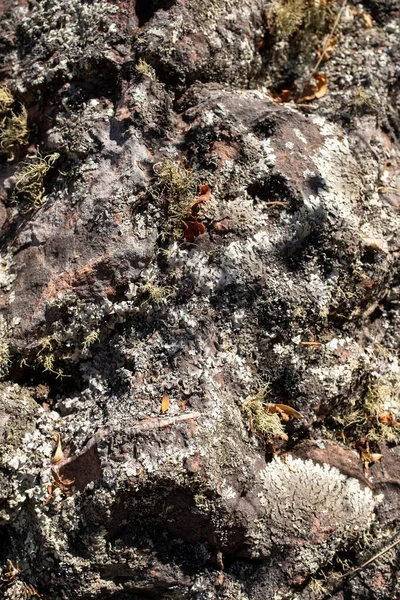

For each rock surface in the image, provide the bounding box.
[1,0,400,598]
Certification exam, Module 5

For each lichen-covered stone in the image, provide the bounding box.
[1,0,400,598]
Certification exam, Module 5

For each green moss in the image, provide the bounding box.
[138,283,175,308]
[35,335,67,379]
[12,153,59,210]
[136,58,152,77]
[364,379,400,443]
[0,86,29,161]
[347,88,377,115]
[242,385,287,440]
[338,376,400,443]
[82,330,100,350]
[271,0,334,43]
[151,160,199,240]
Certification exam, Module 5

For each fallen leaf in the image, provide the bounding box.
[354,438,368,452]
[52,432,64,464]
[161,395,170,413]
[379,412,400,426]
[369,453,384,463]
[43,484,53,506]
[184,220,206,242]
[314,73,328,99]
[361,450,383,473]
[270,89,293,103]
[299,73,328,102]
[51,467,75,493]
[360,12,373,28]
[189,184,211,211]
[266,403,304,419]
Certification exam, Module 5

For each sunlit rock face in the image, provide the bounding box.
[1,0,400,598]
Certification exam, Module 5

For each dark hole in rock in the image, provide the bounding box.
[247,174,298,205]
[136,0,177,27]
[362,0,400,25]
[306,174,328,195]
[253,115,278,137]
[58,444,102,492]
[0,527,11,563]
[367,304,384,322]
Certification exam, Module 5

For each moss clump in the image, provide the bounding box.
[271,0,334,42]
[0,86,29,161]
[82,330,100,351]
[0,87,14,114]
[339,377,400,443]
[12,153,59,210]
[242,385,287,440]
[363,379,400,443]
[35,335,67,379]
[347,87,377,115]
[138,283,174,308]
[136,58,152,77]
[151,160,199,240]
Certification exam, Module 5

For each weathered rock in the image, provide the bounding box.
[0,0,400,599]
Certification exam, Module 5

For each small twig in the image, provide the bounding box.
[298,0,348,100]
[339,537,400,581]
[126,412,201,434]
[312,0,348,76]
[377,186,400,195]
[299,341,322,348]
[323,535,400,599]
[263,201,289,207]
[323,538,400,600]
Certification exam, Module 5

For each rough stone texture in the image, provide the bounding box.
[1,0,400,599]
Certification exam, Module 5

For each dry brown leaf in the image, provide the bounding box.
[270,89,293,104]
[51,467,75,493]
[52,432,64,464]
[161,395,170,413]
[379,412,400,426]
[314,73,328,99]
[361,450,383,473]
[360,12,373,28]
[266,403,304,419]
[299,73,328,102]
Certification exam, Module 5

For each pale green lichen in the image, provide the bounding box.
[151,160,200,240]
[337,376,400,443]
[242,385,287,440]
[35,335,67,379]
[138,282,175,308]
[0,86,29,161]
[82,330,100,351]
[12,153,59,210]
[270,0,335,42]
[135,58,153,77]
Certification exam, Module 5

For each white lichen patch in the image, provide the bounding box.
[247,455,376,566]
[293,128,308,145]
